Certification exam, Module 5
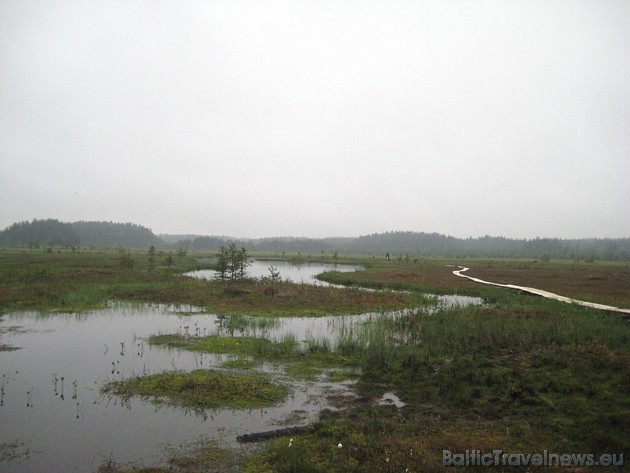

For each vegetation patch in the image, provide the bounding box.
[0,248,422,315]
[150,333,358,382]
[244,409,534,473]
[221,358,258,370]
[319,258,630,308]
[283,363,322,381]
[465,260,630,308]
[150,334,270,355]
[3,249,629,471]
[327,369,360,383]
[246,305,629,471]
[102,369,288,411]
[149,334,302,359]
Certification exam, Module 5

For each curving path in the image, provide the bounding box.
[452,266,630,315]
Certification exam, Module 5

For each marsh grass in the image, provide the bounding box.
[97,301,630,471]
[247,290,629,471]
[4,249,629,471]
[327,369,360,382]
[99,287,630,471]
[149,333,355,378]
[466,259,630,308]
[0,248,421,315]
[149,334,272,356]
[221,359,258,370]
[216,314,282,336]
[305,337,332,354]
[0,248,206,311]
[150,333,303,358]
[319,258,630,308]
[102,369,288,411]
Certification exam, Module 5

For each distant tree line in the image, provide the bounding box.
[2,220,628,261]
[175,231,630,261]
[71,221,163,248]
[0,219,162,249]
[0,219,80,248]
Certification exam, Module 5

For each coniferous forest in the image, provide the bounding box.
[1,219,628,261]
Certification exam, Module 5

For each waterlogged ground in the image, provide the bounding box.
[0,261,484,472]
[0,303,363,472]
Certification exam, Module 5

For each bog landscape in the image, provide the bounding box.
[3,2,629,471]
[0,220,628,472]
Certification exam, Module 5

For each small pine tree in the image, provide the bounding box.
[216,244,250,281]
[227,243,239,280]
[148,246,157,271]
[215,246,229,281]
[165,253,174,268]
[269,265,281,284]
[119,250,134,270]
[237,246,250,279]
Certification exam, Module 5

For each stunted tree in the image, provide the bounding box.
[215,246,229,281]
[236,246,250,280]
[261,266,282,298]
[268,265,281,284]
[165,253,174,269]
[216,243,250,281]
[119,249,134,270]
[227,243,239,280]
[148,245,157,272]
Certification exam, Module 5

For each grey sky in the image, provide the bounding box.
[1,0,628,239]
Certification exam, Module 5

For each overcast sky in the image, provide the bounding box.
[1,0,628,239]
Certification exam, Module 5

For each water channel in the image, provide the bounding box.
[0,261,482,472]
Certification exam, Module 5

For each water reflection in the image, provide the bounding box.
[0,303,358,473]
[187,259,363,286]
[0,260,484,472]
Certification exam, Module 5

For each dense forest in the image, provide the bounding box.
[1,219,628,261]
[175,231,630,261]
[71,221,162,248]
[0,219,80,248]
[0,219,161,249]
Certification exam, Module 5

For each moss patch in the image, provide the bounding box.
[221,358,258,370]
[103,369,288,410]
[150,333,359,383]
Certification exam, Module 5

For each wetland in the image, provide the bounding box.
[0,249,628,471]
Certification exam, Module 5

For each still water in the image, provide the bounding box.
[186,259,363,285]
[0,303,362,472]
[0,261,482,472]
